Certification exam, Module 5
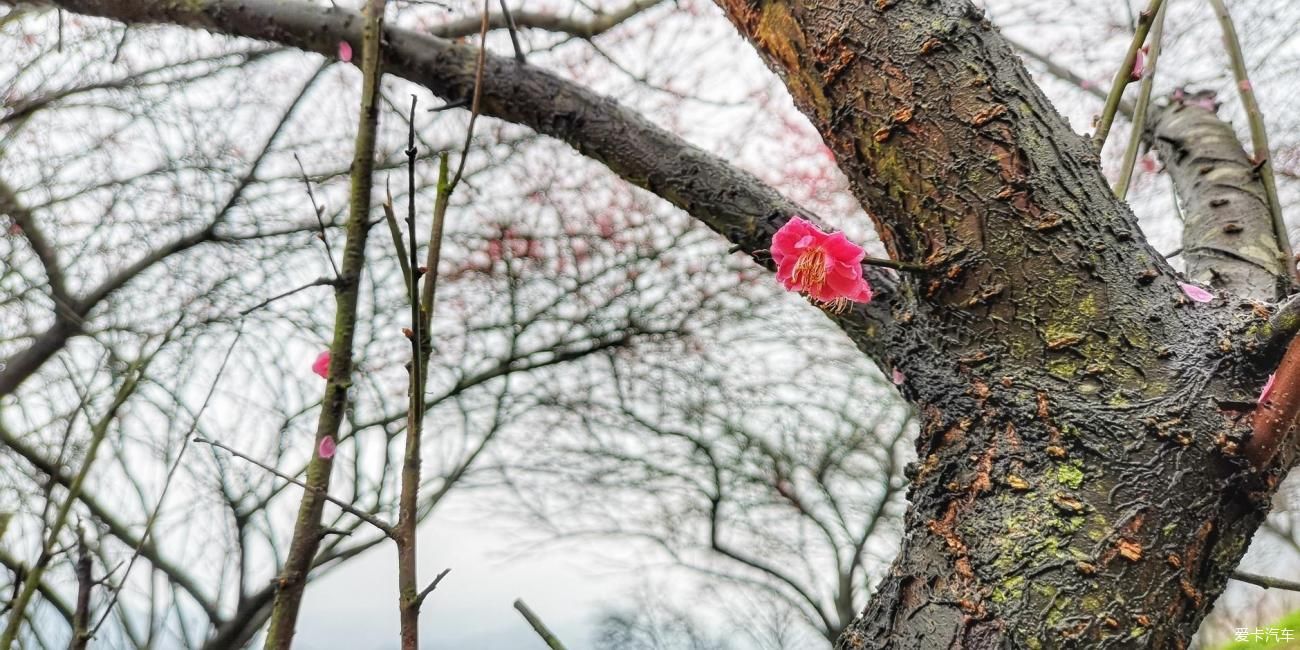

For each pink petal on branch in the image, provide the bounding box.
[1178,282,1214,303]
[1140,153,1159,173]
[891,368,906,385]
[318,436,337,459]
[1239,79,1253,92]
[1260,373,1277,405]
[312,350,331,378]
[1130,46,1148,81]
[338,41,353,63]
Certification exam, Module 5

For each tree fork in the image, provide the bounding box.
[710,0,1296,647]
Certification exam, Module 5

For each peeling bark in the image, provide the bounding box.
[1150,97,1288,301]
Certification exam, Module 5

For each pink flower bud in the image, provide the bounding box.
[312,351,331,378]
[1130,45,1148,81]
[318,435,337,459]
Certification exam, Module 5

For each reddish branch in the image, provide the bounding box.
[1249,335,1300,468]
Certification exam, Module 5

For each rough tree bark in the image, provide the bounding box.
[712,1,1297,647]
[11,0,1300,648]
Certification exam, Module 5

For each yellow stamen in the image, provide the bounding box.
[820,297,850,313]
[791,248,827,289]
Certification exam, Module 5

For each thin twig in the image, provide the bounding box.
[1093,0,1165,152]
[194,437,394,536]
[422,153,451,324]
[1208,0,1295,282]
[382,182,413,296]
[294,153,342,279]
[110,24,129,64]
[89,325,244,638]
[1114,0,1168,200]
[0,354,151,648]
[1230,570,1300,592]
[68,531,91,650]
[427,98,469,113]
[513,599,568,650]
[862,256,927,273]
[498,0,526,63]
[397,92,426,650]
[448,0,490,195]
[239,277,338,317]
[415,568,451,606]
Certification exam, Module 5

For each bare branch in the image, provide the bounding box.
[513,599,569,650]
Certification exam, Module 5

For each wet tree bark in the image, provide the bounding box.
[712,1,1298,648]
[17,0,1300,648]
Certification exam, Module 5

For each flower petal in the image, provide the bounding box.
[822,232,865,264]
[770,217,872,305]
[312,351,331,379]
[338,41,353,63]
[1260,373,1277,405]
[318,435,337,459]
[1178,282,1214,303]
[771,220,811,263]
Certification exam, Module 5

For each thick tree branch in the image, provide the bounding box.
[430,0,664,39]
[16,0,907,365]
[1208,0,1291,278]
[710,0,1192,392]
[707,1,1287,648]
[1149,97,1288,301]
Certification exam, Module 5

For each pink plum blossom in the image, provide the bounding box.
[338,41,353,63]
[770,217,873,309]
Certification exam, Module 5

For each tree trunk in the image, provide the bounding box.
[711,0,1297,647]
